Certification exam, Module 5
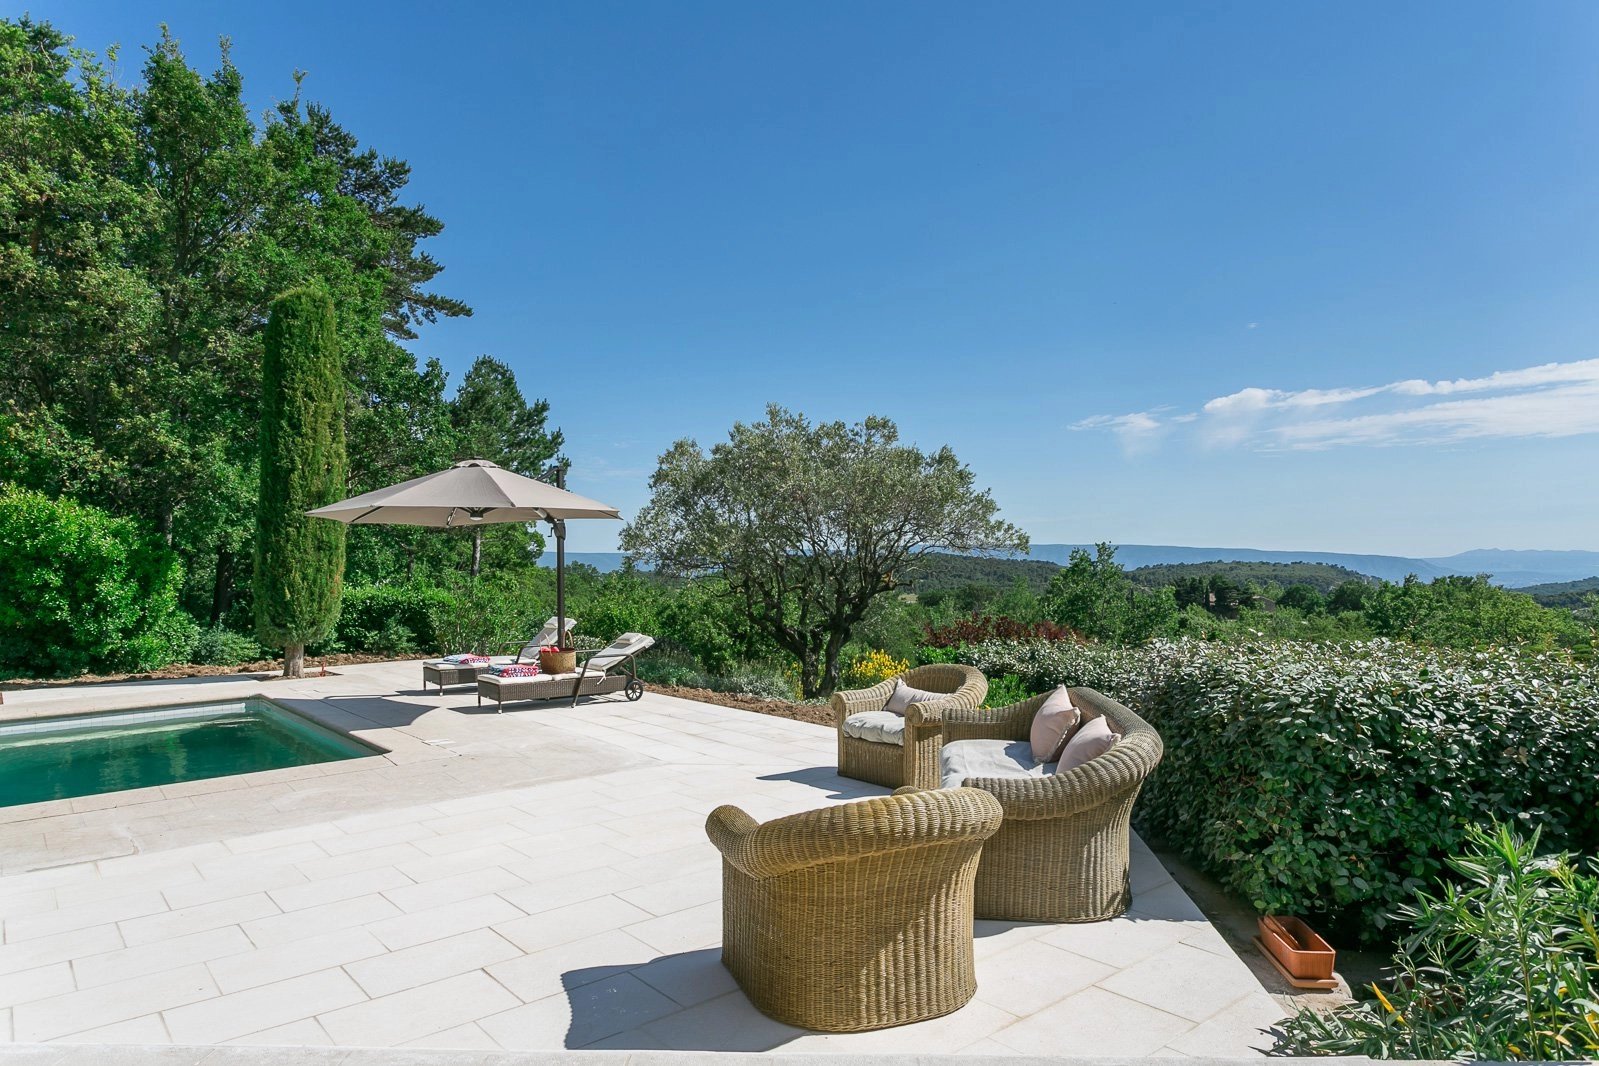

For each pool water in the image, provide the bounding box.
[0,698,381,808]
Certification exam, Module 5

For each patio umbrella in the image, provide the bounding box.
[306,459,621,645]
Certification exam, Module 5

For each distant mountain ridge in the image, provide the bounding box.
[548,545,1599,588]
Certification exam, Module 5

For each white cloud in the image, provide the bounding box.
[1078,358,1599,454]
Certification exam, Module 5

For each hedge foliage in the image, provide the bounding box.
[940,637,1599,943]
[0,487,194,675]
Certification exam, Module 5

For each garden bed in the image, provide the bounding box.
[0,653,432,689]
[650,683,832,726]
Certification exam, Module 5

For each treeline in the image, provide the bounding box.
[0,18,561,673]
[1519,576,1599,611]
[1126,559,1373,594]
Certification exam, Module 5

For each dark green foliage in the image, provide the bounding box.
[909,553,1060,596]
[1128,560,1373,594]
[1326,579,1372,613]
[1519,575,1599,610]
[942,637,1599,944]
[1274,584,1325,613]
[0,487,191,675]
[1364,574,1591,654]
[1041,543,1178,643]
[253,289,347,654]
[189,627,264,666]
[333,585,455,654]
[1273,825,1599,1060]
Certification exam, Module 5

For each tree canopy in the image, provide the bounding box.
[622,406,1027,696]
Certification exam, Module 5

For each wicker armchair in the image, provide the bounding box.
[705,787,1003,1032]
[831,664,987,790]
[934,686,1163,923]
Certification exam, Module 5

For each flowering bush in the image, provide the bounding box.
[843,648,910,689]
[922,613,1082,649]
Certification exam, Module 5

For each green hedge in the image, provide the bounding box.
[333,584,456,655]
[0,487,194,676]
[941,637,1599,943]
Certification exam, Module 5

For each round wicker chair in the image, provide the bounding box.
[830,663,988,790]
[704,787,1004,1032]
[933,686,1164,923]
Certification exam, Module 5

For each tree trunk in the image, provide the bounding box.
[210,549,235,626]
[471,528,482,577]
[798,655,822,700]
[283,643,305,679]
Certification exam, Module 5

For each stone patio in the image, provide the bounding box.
[0,662,1285,1055]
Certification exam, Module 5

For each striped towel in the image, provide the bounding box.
[489,663,541,678]
[442,653,491,665]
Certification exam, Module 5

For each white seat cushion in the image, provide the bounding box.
[940,739,1052,790]
[842,711,906,746]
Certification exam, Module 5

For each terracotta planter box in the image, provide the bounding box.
[539,648,577,674]
[1259,915,1335,981]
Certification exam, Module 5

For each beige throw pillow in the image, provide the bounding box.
[1029,686,1081,763]
[1058,714,1121,770]
[883,679,950,716]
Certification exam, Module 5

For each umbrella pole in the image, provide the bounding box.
[554,517,567,649]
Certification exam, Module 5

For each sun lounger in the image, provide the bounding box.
[421,616,577,692]
[476,632,655,711]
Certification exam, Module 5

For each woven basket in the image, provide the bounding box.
[539,648,576,673]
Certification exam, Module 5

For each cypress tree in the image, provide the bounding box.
[254,288,347,678]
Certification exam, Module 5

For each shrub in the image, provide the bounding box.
[190,626,264,666]
[937,636,1599,943]
[0,487,192,676]
[842,648,909,689]
[982,672,1031,709]
[433,573,550,655]
[1274,824,1599,1060]
[335,584,455,654]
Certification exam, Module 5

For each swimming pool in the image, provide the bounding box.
[0,698,383,808]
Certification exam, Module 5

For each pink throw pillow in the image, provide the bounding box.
[1058,714,1121,771]
[1029,686,1081,763]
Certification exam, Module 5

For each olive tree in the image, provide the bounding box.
[622,406,1027,697]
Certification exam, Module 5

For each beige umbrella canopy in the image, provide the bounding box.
[307,459,621,644]
[306,459,620,526]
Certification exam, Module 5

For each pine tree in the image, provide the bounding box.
[254,288,347,677]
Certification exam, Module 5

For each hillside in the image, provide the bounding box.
[907,552,1060,594]
[1517,576,1599,609]
[1126,560,1373,594]
[1023,544,1453,583]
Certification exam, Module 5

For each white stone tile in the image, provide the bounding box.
[1099,941,1266,1023]
[240,893,400,948]
[395,843,527,884]
[485,929,654,1003]
[480,973,682,1050]
[0,923,122,978]
[196,841,327,880]
[119,892,279,946]
[74,925,252,988]
[629,947,736,1007]
[1038,914,1192,968]
[497,867,636,917]
[268,866,412,912]
[402,1021,501,1049]
[225,1017,336,1046]
[294,842,428,881]
[345,927,522,998]
[225,822,343,854]
[785,998,1020,1053]
[614,868,721,917]
[0,962,75,1009]
[52,1012,171,1044]
[12,962,217,1041]
[494,896,653,956]
[623,899,721,955]
[207,926,386,995]
[381,865,527,914]
[320,821,438,856]
[367,893,525,951]
[990,985,1196,1057]
[972,939,1115,1017]
[163,864,309,909]
[1164,990,1286,1056]
[164,967,366,1044]
[618,987,802,1052]
[318,970,519,1047]
[1130,879,1210,922]
[4,890,168,942]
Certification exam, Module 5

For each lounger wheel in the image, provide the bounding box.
[625,679,644,702]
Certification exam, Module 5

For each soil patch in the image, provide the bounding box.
[650,683,832,727]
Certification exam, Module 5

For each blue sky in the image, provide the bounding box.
[37,1,1599,554]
